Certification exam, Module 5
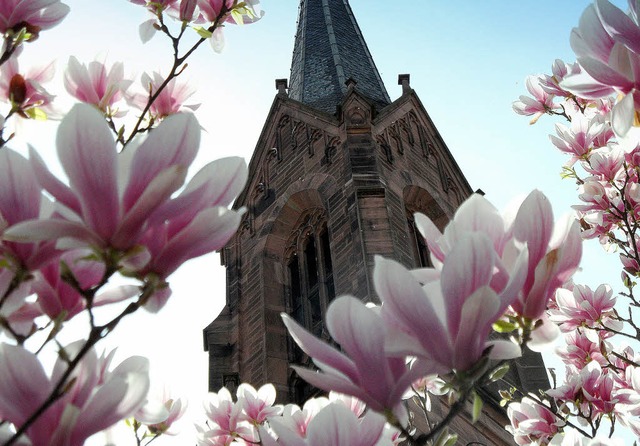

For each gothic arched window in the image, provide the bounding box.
[284,209,335,403]
[407,212,432,268]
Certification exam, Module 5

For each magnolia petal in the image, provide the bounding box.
[282,314,358,382]
[440,233,495,333]
[0,344,52,426]
[452,286,500,370]
[151,206,243,277]
[528,316,561,352]
[57,104,119,240]
[596,0,640,55]
[94,285,140,307]
[4,218,103,246]
[514,190,553,269]
[612,92,635,137]
[486,340,522,360]
[210,27,225,53]
[73,356,150,440]
[113,165,187,249]
[139,19,157,43]
[325,297,390,402]
[122,112,199,213]
[578,56,634,89]
[374,257,449,361]
[306,404,357,446]
[0,149,41,226]
[28,145,81,215]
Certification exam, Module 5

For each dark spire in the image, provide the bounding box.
[288,0,391,114]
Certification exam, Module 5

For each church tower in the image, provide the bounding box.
[204,1,548,443]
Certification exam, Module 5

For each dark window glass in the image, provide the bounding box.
[304,238,318,288]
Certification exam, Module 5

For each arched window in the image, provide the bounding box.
[284,209,335,403]
[407,212,432,268]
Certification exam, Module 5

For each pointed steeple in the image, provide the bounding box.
[288,0,391,114]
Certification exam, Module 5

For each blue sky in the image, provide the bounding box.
[9,0,632,443]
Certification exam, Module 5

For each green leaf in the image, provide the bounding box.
[488,363,510,383]
[492,319,517,333]
[472,391,483,424]
[193,26,213,39]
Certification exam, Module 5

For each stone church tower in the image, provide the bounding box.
[204,0,548,443]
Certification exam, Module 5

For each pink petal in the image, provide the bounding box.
[151,206,242,277]
[4,218,103,246]
[282,314,358,382]
[112,165,187,249]
[440,233,495,333]
[29,145,81,215]
[122,112,200,213]
[56,104,119,240]
[612,92,635,137]
[0,149,40,225]
[596,0,640,55]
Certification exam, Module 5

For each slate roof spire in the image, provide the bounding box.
[288,0,391,113]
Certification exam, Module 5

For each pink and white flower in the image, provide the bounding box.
[0,342,150,446]
[63,56,132,116]
[0,0,69,37]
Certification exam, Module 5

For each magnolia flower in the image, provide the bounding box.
[0,148,58,270]
[513,75,558,124]
[0,342,150,445]
[551,284,617,332]
[282,296,439,425]
[32,248,138,321]
[507,397,562,446]
[562,0,640,136]
[0,0,69,37]
[0,56,55,119]
[5,103,198,250]
[262,403,389,446]
[199,386,257,444]
[63,56,132,116]
[236,383,281,425]
[198,0,264,52]
[129,71,200,119]
[376,249,524,372]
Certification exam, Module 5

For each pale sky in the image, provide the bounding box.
[6,0,630,444]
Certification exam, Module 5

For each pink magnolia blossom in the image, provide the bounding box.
[197,0,264,52]
[513,75,559,124]
[549,114,611,166]
[199,386,257,444]
[556,330,608,369]
[376,245,524,371]
[415,191,581,321]
[562,0,640,136]
[282,295,439,425]
[63,56,132,116]
[0,56,55,119]
[0,148,58,271]
[539,59,581,98]
[129,71,200,119]
[0,0,69,37]
[508,191,582,319]
[507,396,562,446]
[262,403,388,446]
[0,342,150,446]
[5,103,199,250]
[276,397,330,439]
[237,383,281,425]
[550,284,617,331]
[136,387,187,436]
[31,248,138,321]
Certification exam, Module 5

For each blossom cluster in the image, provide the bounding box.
[197,384,402,446]
[0,0,255,443]
[511,0,640,443]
